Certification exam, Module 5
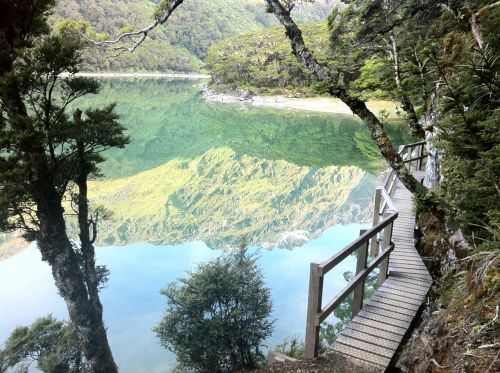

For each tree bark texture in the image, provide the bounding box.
[1,83,118,373]
[266,0,427,196]
[423,82,442,188]
[36,180,118,373]
[74,109,105,318]
[389,32,425,139]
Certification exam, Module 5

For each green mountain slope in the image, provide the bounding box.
[52,0,337,72]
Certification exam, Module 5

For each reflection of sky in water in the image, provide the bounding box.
[0,223,366,373]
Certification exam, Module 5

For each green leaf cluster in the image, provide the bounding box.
[0,316,90,373]
[206,22,331,93]
[433,33,500,236]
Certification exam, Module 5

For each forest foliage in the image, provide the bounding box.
[0,316,89,373]
[154,249,274,372]
[51,0,335,72]
[206,22,331,93]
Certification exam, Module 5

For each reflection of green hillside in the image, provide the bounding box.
[88,148,375,249]
[75,79,413,178]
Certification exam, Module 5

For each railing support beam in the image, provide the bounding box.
[378,221,393,286]
[352,229,368,317]
[305,263,323,359]
[371,188,382,256]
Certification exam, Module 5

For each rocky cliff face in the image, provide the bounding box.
[86,148,374,250]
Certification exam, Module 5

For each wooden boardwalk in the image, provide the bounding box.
[328,170,433,371]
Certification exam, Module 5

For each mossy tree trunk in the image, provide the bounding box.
[266,0,427,196]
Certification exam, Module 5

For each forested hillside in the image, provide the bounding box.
[207,22,330,93]
[52,0,337,72]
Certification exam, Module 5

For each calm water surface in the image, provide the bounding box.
[0,78,412,372]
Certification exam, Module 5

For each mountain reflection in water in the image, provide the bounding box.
[67,78,413,249]
[0,78,414,372]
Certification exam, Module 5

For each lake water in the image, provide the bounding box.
[0,78,412,372]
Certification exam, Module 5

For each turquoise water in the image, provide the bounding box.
[0,78,411,372]
[0,223,364,372]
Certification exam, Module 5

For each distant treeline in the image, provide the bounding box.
[206,22,331,93]
[52,0,335,72]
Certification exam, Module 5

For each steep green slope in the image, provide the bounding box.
[206,22,330,93]
[52,0,336,72]
[87,148,375,249]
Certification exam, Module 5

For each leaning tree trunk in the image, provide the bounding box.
[74,109,104,315]
[0,87,118,373]
[266,0,427,196]
[35,180,118,373]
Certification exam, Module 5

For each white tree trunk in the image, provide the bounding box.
[423,83,442,188]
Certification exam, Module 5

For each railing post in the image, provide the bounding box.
[377,221,393,286]
[417,144,424,170]
[352,229,368,318]
[305,262,323,359]
[407,146,413,170]
[371,188,382,256]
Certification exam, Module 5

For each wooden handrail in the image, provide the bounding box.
[319,212,397,274]
[318,243,394,324]
[303,141,428,360]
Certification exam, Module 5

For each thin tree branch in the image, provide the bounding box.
[79,0,185,54]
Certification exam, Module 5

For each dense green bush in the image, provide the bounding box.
[0,316,89,373]
[154,249,274,372]
[436,44,500,237]
[206,22,331,93]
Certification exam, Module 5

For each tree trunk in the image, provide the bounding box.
[1,83,118,373]
[74,109,104,314]
[35,180,118,373]
[467,0,484,49]
[266,0,427,196]
[336,89,427,194]
[389,32,425,139]
[423,82,441,188]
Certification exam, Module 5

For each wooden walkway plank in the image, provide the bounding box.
[351,315,407,335]
[328,166,433,372]
[340,328,401,350]
[379,282,429,297]
[359,305,415,324]
[330,342,389,368]
[348,320,403,342]
[335,336,396,358]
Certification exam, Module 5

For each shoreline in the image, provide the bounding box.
[61,73,399,116]
[60,72,211,79]
[203,88,400,117]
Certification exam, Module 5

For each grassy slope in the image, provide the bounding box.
[84,148,374,249]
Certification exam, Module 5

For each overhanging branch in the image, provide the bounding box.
[79,0,185,55]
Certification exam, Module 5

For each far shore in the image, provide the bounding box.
[60,72,400,117]
[203,89,401,118]
[59,71,211,79]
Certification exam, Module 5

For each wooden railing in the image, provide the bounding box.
[304,141,427,359]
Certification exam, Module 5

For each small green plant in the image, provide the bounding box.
[0,316,89,373]
[154,248,274,372]
[273,336,305,359]
[413,190,445,217]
